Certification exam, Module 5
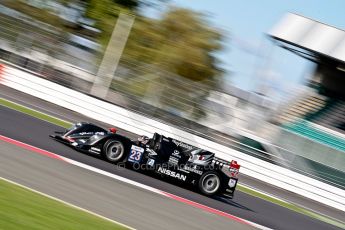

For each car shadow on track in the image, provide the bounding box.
[214,196,253,211]
[135,168,255,212]
[69,148,254,213]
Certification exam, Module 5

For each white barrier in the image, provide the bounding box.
[1,64,345,212]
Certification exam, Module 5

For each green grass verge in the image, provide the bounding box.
[0,98,71,128]
[237,185,345,229]
[0,179,128,230]
[1,97,344,229]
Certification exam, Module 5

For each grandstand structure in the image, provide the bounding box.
[268,13,345,153]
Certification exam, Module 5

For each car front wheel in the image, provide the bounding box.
[102,139,125,163]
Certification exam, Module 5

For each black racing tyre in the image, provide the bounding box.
[198,171,221,196]
[102,139,126,163]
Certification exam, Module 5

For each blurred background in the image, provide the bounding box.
[0,0,344,190]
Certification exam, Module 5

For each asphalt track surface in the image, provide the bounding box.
[0,86,344,230]
[0,140,258,230]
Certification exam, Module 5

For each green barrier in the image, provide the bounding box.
[285,121,345,152]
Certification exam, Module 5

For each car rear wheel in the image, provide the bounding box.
[198,171,221,196]
[102,139,125,163]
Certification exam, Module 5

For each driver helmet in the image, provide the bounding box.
[138,135,150,144]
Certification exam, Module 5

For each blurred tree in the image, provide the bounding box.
[124,7,224,82]
[83,0,165,46]
[83,0,123,46]
[113,0,139,10]
[112,0,169,11]
[121,8,225,119]
[58,0,72,6]
[84,2,225,119]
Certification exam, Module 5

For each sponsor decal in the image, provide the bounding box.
[168,156,179,165]
[78,132,104,136]
[177,168,190,174]
[157,167,187,181]
[172,140,194,150]
[183,165,203,175]
[90,147,101,152]
[128,145,144,163]
[172,150,181,158]
[78,132,94,135]
[228,178,237,188]
[131,145,144,152]
[147,158,155,166]
[229,167,239,178]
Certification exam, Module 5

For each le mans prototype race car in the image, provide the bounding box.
[50,122,240,198]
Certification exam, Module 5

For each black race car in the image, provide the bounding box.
[50,122,240,198]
